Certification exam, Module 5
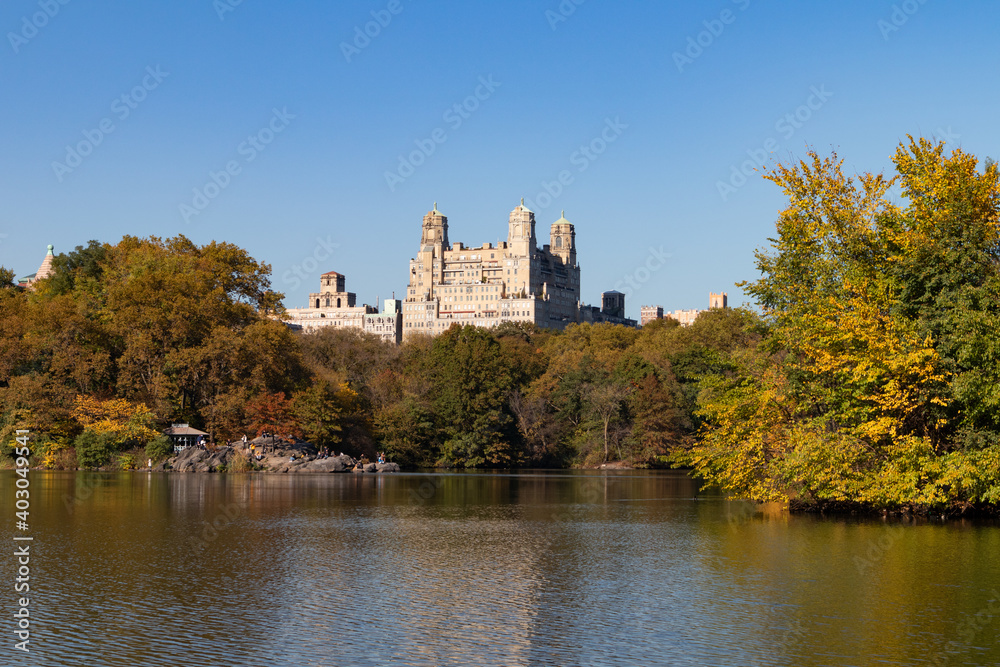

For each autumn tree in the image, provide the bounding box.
[246,392,300,442]
[684,138,1000,508]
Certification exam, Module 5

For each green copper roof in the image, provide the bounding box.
[554,210,571,225]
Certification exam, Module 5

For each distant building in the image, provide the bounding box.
[601,291,625,318]
[283,271,403,344]
[664,308,701,327]
[640,305,663,326]
[17,244,55,289]
[581,290,637,327]
[642,292,729,327]
[403,202,582,337]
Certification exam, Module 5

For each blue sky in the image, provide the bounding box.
[1,0,997,317]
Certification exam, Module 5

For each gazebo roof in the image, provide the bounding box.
[163,425,209,436]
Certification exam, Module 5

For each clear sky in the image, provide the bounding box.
[1,0,997,317]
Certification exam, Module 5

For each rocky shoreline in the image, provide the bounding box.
[156,440,400,474]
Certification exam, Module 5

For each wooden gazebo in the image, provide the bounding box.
[162,423,209,452]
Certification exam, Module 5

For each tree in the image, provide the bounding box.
[70,395,159,448]
[427,325,531,466]
[45,240,108,296]
[246,392,300,442]
[684,138,1000,508]
[586,381,630,461]
[293,381,343,448]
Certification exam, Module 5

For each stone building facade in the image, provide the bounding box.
[403,202,583,337]
[580,290,637,327]
[642,292,729,328]
[640,305,663,326]
[284,271,402,344]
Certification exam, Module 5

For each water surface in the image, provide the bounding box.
[5,471,999,666]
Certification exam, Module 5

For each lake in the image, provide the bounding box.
[4,470,999,666]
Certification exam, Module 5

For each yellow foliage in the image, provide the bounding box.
[71,395,159,446]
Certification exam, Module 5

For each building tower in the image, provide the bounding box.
[421,202,449,251]
[602,290,626,318]
[549,210,576,266]
[410,203,449,302]
[311,271,355,309]
[709,292,728,309]
[507,198,536,258]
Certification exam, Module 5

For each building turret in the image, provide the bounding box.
[508,199,536,256]
[550,210,576,265]
[709,292,728,309]
[421,202,449,251]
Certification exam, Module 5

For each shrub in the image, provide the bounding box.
[145,435,174,462]
[75,430,117,469]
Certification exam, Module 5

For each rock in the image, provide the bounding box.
[304,456,348,472]
[375,462,400,473]
[363,463,378,473]
[171,447,209,472]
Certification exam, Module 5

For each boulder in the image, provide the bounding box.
[363,462,378,473]
[172,447,210,472]
[375,462,400,473]
[302,454,355,473]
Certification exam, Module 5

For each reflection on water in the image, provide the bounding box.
[6,471,999,666]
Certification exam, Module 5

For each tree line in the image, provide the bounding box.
[0,233,753,470]
[4,136,997,511]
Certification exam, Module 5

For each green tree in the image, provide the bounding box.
[684,138,1000,508]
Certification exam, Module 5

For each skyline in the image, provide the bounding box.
[2,1,998,318]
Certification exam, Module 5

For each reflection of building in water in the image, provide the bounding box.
[283,271,402,344]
